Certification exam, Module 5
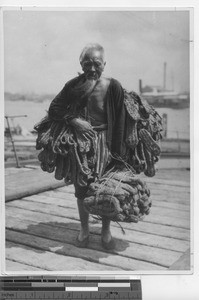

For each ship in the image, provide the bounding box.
[138,62,189,109]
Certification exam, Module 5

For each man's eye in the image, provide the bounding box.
[94,62,101,67]
[83,62,92,68]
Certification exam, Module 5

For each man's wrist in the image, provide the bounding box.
[69,117,78,123]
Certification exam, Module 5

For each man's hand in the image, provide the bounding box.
[70,118,96,139]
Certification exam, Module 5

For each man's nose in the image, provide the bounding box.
[90,65,95,72]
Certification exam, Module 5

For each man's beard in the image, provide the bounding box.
[70,74,98,101]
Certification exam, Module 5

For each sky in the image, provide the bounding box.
[3,9,190,94]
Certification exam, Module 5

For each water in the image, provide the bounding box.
[4,100,190,140]
[5,100,50,132]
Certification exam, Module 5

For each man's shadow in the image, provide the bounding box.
[6,219,130,270]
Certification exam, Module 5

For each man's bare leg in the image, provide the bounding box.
[77,198,89,241]
[101,217,115,249]
[101,217,112,243]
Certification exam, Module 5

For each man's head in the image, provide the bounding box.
[79,43,106,80]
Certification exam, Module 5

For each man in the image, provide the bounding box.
[47,43,129,249]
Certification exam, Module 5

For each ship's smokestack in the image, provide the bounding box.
[171,70,174,91]
[163,62,167,90]
[139,79,142,94]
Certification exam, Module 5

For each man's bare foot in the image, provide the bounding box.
[101,229,112,244]
[101,231,115,250]
[77,228,89,242]
[76,228,89,248]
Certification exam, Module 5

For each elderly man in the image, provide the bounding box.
[47,43,127,249]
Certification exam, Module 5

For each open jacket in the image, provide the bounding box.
[48,75,127,159]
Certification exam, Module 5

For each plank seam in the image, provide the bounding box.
[5,258,48,271]
[141,220,190,230]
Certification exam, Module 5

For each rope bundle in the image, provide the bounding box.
[83,169,151,223]
[124,90,163,176]
[34,117,96,186]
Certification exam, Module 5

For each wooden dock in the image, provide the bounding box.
[5,167,191,272]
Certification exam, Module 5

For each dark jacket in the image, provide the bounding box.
[48,76,127,158]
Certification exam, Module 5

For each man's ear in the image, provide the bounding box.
[104,61,106,67]
[80,62,84,71]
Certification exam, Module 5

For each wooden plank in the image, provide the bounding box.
[149,206,189,220]
[25,193,77,206]
[6,209,190,253]
[151,192,190,202]
[153,170,190,181]
[5,167,33,175]
[150,194,190,205]
[5,217,184,267]
[6,199,190,229]
[24,165,40,169]
[144,178,190,188]
[38,191,190,211]
[6,205,190,241]
[23,194,190,220]
[6,199,79,218]
[115,221,190,241]
[152,200,190,212]
[56,186,75,193]
[6,241,122,271]
[24,193,76,207]
[147,184,190,194]
[6,230,166,271]
[143,214,190,229]
[5,168,48,183]
[6,259,44,271]
[5,169,65,202]
[169,249,191,270]
[41,190,76,198]
[150,186,189,196]
[6,182,65,202]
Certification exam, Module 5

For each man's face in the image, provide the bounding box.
[81,49,106,80]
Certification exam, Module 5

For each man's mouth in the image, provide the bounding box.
[86,72,98,80]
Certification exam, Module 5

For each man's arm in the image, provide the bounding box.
[48,78,95,139]
[48,83,72,121]
[48,76,82,121]
[109,79,126,159]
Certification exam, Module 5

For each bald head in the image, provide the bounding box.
[79,43,106,80]
[79,43,105,64]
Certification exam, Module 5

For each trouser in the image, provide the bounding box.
[74,128,111,199]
